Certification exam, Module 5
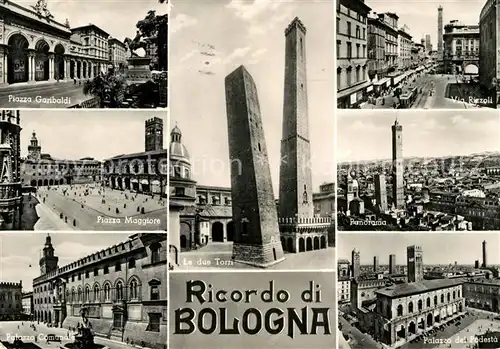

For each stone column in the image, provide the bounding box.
[28,52,36,81]
[72,61,77,79]
[90,62,94,78]
[0,47,7,85]
[79,60,83,79]
[48,54,55,80]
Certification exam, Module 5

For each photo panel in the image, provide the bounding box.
[0,109,167,231]
[168,0,335,270]
[336,0,498,109]
[0,0,168,109]
[0,231,167,348]
[169,270,336,349]
[337,232,500,348]
[337,109,500,231]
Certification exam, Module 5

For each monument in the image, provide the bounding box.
[124,31,152,84]
[224,65,285,268]
[278,17,331,254]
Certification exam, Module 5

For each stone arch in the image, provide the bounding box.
[459,303,463,312]
[298,237,305,252]
[180,221,190,249]
[7,33,29,84]
[70,60,76,79]
[54,43,65,80]
[43,179,48,186]
[313,236,320,250]
[427,313,433,326]
[124,177,131,190]
[396,324,405,339]
[306,236,313,251]
[117,177,123,189]
[30,179,36,186]
[127,275,141,300]
[227,221,234,242]
[59,178,64,185]
[320,235,326,249]
[212,221,224,242]
[37,179,42,186]
[397,304,403,316]
[34,39,50,81]
[49,179,54,186]
[418,316,425,330]
[82,61,88,79]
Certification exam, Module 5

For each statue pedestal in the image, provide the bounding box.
[125,56,152,84]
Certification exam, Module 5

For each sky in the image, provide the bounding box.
[22,0,169,42]
[0,233,133,292]
[337,110,500,162]
[170,0,335,197]
[20,110,166,160]
[338,233,500,265]
[365,0,484,47]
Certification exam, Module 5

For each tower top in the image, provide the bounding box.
[438,5,442,10]
[285,17,307,35]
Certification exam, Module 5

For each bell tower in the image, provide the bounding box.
[145,117,164,152]
[39,234,59,275]
[27,131,41,161]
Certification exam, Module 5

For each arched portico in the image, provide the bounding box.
[34,39,50,81]
[54,44,65,80]
[7,33,29,84]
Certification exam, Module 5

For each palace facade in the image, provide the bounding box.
[21,131,101,187]
[0,0,111,85]
[463,278,500,313]
[0,280,22,319]
[32,233,167,348]
[103,117,167,197]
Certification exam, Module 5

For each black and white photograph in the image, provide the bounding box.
[168,0,335,270]
[0,232,167,349]
[0,109,167,231]
[338,232,500,349]
[337,0,499,109]
[0,0,168,109]
[337,110,500,231]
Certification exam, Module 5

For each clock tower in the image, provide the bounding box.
[39,234,59,275]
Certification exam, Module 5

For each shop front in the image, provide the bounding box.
[337,80,373,109]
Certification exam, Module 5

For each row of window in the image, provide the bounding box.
[337,40,367,60]
[337,18,367,40]
[0,303,20,309]
[394,290,461,317]
[0,293,21,301]
[337,4,367,25]
[337,66,368,90]
[35,281,160,304]
[465,285,500,294]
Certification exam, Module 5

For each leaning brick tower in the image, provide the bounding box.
[278,18,332,254]
[225,65,285,268]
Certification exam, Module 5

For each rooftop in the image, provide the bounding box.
[376,278,464,298]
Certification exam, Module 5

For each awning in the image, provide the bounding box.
[337,80,373,99]
[394,74,404,84]
[373,78,390,86]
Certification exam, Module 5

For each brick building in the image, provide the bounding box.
[32,233,167,348]
[0,280,23,320]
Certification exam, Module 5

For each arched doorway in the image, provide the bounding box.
[35,40,50,81]
[313,236,320,250]
[59,179,64,185]
[226,221,234,242]
[124,178,131,190]
[117,177,123,189]
[320,236,326,249]
[459,303,463,312]
[418,318,425,330]
[299,237,305,252]
[287,237,293,253]
[306,237,312,251]
[408,321,416,335]
[49,179,54,186]
[43,179,48,186]
[54,44,65,80]
[396,324,405,339]
[435,314,440,323]
[180,222,190,249]
[30,180,36,186]
[37,179,42,186]
[212,222,224,242]
[70,60,75,79]
[7,34,29,84]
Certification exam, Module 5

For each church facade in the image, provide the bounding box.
[32,233,167,348]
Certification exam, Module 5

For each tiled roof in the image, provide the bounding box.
[376,278,465,298]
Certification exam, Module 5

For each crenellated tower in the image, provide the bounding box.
[145,117,164,152]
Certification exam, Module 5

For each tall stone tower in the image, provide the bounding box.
[373,256,379,272]
[407,245,423,283]
[27,131,41,161]
[224,65,284,268]
[391,119,404,209]
[39,234,59,275]
[437,6,443,62]
[278,17,314,220]
[145,117,163,152]
[374,173,388,211]
[389,254,396,274]
[351,248,360,279]
[482,240,487,268]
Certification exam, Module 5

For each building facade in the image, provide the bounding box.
[338,276,351,303]
[32,233,167,348]
[463,279,500,313]
[367,14,388,80]
[443,21,479,74]
[336,0,372,108]
[373,279,465,345]
[22,291,33,317]
[378,13,399,69]
[108,38,128,71]
[0,110,23,230]
[104,117,168,197]
[398,26,412,70]
[479,0,500,105]
[0,0,110,85]
[21,131,101,187]
[0,281,22,320]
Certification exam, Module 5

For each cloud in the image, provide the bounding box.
[171,13,198,34]
[225,0,283,21]
[180,49,198,63]
[246,48,268,64]
[223,46,252,64]
[247,5,295,37]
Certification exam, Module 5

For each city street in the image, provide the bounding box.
[34,185,167,231]
[362,73,485,110]
[178,242,335,270]
[0,81,91,108]
[0,321,137,349]
[339,316,382,349]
